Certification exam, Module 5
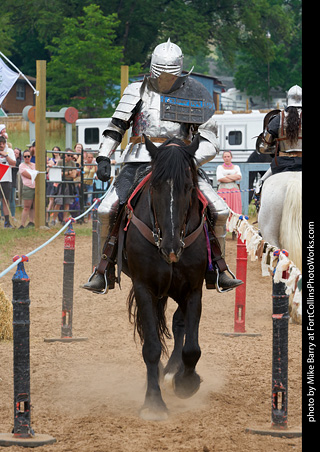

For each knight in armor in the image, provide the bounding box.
[255,85,302,204]
[83,39,242,294]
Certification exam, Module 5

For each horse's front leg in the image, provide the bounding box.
[134,285,168,421]
[164,306,185,385]
[173,291,202,399]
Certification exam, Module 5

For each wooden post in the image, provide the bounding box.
[216,93,220,111]
[35,60,46,229]
[120,65,129,150]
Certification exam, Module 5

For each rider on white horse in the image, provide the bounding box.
[83,39,243,294]
[255,85,302,207]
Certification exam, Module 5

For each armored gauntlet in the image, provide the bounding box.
[96,156,111,182]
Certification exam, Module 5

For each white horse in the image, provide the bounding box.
[258,171,302,323]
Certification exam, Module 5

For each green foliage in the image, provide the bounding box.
[0,13,16,56]
[1,0,302,111]
[46,5,124,116]
[232,0,302,97]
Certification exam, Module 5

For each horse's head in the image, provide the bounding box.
[144,134,200,264]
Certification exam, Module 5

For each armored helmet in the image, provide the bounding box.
[287,85,302,108]
[150,39,183,78]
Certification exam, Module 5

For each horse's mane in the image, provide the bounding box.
[150,138,198,190]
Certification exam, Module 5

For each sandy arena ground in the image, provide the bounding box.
[0,234,302,451]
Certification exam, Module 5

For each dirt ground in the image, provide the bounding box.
[0,233,302,451]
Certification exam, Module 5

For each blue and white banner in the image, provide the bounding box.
[0,57,19,105]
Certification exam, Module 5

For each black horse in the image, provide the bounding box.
[124,134,211,420]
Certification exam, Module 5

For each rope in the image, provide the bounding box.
[226,208,302,320]
[0,179,114,279]
[218,189,254,193]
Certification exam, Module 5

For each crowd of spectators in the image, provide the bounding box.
[0,125,101,228]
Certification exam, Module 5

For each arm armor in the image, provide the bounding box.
[256,111,280,155]
[257,130,277,155]
[195,116,219,166]
[98,81,142,158]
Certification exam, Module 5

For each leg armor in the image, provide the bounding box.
[97,185,120,254]
[83,185,120,293]
[198,177,229,257]
[83,163,146,293]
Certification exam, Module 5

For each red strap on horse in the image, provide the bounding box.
[125,173,208,231]
[124,172,152,231]
[196,188,208,214]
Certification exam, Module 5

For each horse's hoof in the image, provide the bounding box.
[139,407,169,421]
[163,373,174,390]
[173,372,201,399]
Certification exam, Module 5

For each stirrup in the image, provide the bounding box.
[86,268,109,295]
[216,265,237,293]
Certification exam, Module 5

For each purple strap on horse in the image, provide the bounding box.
[203,223,214,271]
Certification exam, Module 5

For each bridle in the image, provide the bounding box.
[126,180,205,251]
[148,183,189,250]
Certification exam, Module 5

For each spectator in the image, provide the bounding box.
[10,147,22,221]
[46,146,61,224]
[52,149,77,224]
[0,146,20,222]
[0,136,16,228]
[83,152,97,207]
[74,142,85,162]
[73,143,83,188]
[0,124,8,140]
[26,141,36,163]
[18,149,36,229]
[216,151,242,214]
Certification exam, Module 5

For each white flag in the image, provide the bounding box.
[25,168,39,183]
[0,57,19,105]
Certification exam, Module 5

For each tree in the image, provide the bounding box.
[215,0,302,98]
[0,13,16,57]
[46,5,125,116]
[2,0,302,106]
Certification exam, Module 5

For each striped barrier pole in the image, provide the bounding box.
[246,250,301,437]
[0,256,56,447]
[44,219,87,343]
[220,216,260,337]
[234,232,248,333]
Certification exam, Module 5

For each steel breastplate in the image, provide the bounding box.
[123,77,214,163]
[125,84,190,163]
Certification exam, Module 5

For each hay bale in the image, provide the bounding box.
[0,285,13,341]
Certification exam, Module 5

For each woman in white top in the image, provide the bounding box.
[216,151,242,214]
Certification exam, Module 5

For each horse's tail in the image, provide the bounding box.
[127,287,171,355]
[279,173,302,271]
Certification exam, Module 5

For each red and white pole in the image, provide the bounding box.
[219,215,260,337]
[234,232,248,333]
